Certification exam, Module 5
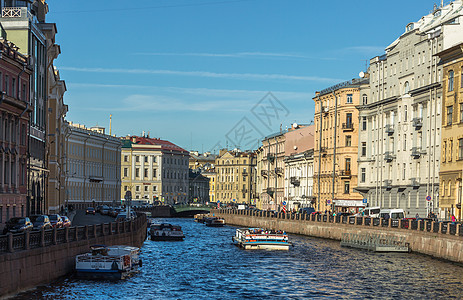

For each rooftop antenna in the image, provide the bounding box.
[109,114,112,136]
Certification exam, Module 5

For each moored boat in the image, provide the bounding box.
[75,245,142,280]
[205,217,225,227]
[149,223,185,241]
[232,228,290,250]
[194,214,207,223]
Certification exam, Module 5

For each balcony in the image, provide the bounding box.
[267,153,275,163]
[266,187,274,197]
[342,122,354,132]
[410,178,420,188]
[411,147,422,159]
[261,170,268,177]
[1,7,33,20]
[340,170,351,178]
[275,167,284,176]
[384,151,396,162]
[412,117,423,129]
[320,147,327,157]
[290,176,300,186]
[384,180,392,189]
[385,124,394,135]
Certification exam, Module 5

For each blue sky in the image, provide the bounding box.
[47,0,441,152]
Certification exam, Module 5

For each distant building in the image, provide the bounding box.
[189,151,217,170]
[0,40,32,225]
[314,78,367,213]
[256,132,286,210]
[121,136,189,205]
[189,170,209,203]
[201,169,217,203]
[215,149,256,206]
[64,122,122,210]
[436,42,463,220]
[284,124,315,211]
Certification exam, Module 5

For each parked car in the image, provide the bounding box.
[100,205,110,215]
[86,207,96,215]
[110,207,122,217]
[61,216,71,227]
[29,215,52,231]
[49,214,64,228]
[299,207,315,215]
[2,217,33,234]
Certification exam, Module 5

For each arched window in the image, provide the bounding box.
[448,70,454,92]
[403,81,410,94]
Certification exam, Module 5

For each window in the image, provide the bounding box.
[344,182,350,194]
[361,168,366,183]
[362,94,367,105]
[135,185,140,192]
[124,155,128,162]
[362,117,367,131]
[135,156,140,163]
[448,70,454,92]
[460,103,463,123]
[135,168,140,177]
[144,156,148,163]
[404,81,410,94]
[345,158,351,171]
[347,94,353,104]
[123,168,128,177]
[153,169,157,178]
[144,168,148,177]
[447,106,453,125]
[443,141,447,162]
[404,105,408,122]
[346,113,352,125]
[361,142,367,156]
[4,75,8,96]
[403,134,407,151]
[403,163,406,180]
[124,186,128,191]
[450,139,453,162]
[460,139,463,160]
[12,78,15,98]
[461,68,463,88]
[144,186,149,192]
[345,135,352,147]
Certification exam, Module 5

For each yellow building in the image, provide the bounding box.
[256,132,286,210]
[202,170,217,203]
[313,79,367,213]
[215,149,256,206]
[436,43,463,220]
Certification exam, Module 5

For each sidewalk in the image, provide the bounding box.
[68,210,77,224]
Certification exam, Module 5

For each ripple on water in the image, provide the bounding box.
[9,218,463,299]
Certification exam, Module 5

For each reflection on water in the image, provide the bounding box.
[11,218,463,299]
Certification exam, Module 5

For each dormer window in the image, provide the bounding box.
[406,23,414,32]
[434,10,441,17]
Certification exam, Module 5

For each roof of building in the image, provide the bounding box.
[317,77,369,97]
[122,136,188,153]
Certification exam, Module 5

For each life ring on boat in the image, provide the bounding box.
[123,255,130,266]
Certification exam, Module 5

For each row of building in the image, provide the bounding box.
[192,1,463,221]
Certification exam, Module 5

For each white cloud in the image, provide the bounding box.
[60,66,342,83]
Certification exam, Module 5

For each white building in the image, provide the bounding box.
[356,1,463,217]
[284,150,314,211]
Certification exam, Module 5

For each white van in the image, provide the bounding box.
[380,209,405,219]
[361,206,381,218]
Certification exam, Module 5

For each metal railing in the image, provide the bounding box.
[216,209,463,237]
[0,214,147,254]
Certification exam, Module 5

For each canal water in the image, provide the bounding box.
[12,218,463,299]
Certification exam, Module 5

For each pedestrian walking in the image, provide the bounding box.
[451,215,456,222]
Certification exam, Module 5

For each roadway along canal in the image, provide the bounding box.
[11,218,463,299]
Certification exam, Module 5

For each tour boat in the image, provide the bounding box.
[149,223,185,241]
[232,228,290,250]
[75,245,142,280]
[204,217,225,227]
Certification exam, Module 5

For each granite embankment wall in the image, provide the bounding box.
[0,215,147,298]
[213,209,463,264]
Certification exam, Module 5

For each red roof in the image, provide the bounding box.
[129,136,188,153]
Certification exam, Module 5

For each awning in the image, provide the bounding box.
[333,199,364,207]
